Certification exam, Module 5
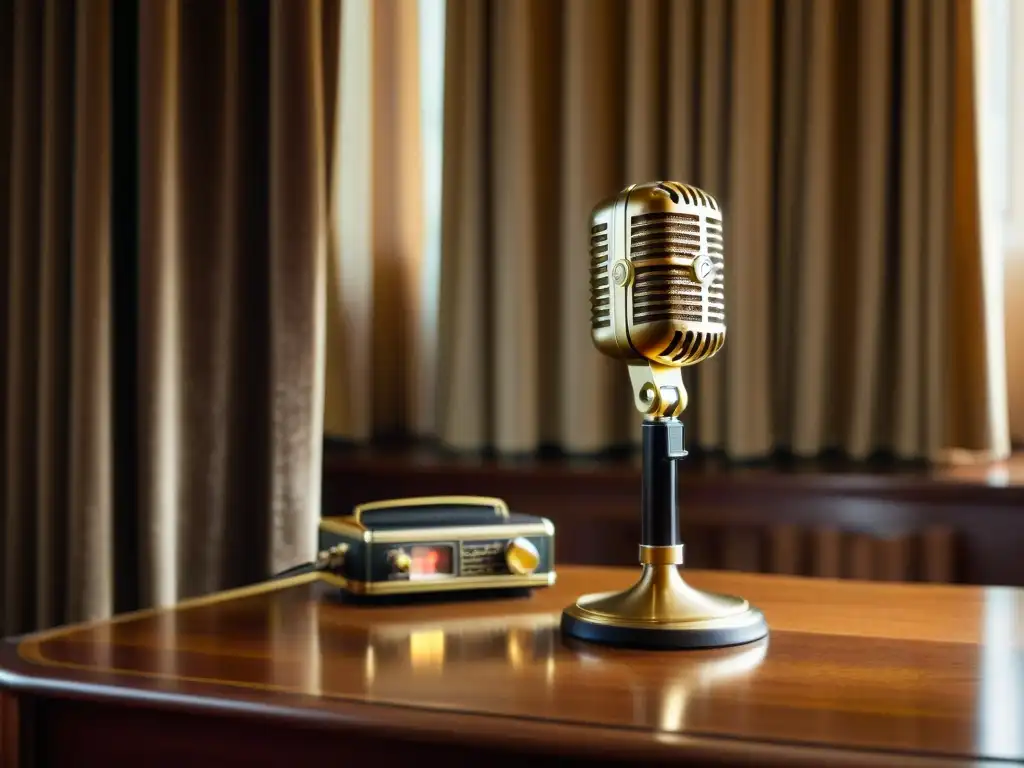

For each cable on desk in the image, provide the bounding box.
[271,561,318,579]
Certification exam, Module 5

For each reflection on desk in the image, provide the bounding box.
[2,566,1023,766]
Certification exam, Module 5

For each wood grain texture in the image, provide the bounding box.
[0,692,16,768]
[3,566,1024,765]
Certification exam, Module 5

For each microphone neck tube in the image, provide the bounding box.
[640,418,687,548]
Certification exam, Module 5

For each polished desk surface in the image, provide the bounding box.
[2,566,1023,766]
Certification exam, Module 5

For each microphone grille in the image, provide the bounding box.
[629,211,724,327]
[627,182,725,366]
[590,222,611,329]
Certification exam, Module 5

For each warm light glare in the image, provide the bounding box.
[409,629,446,669]
[697,641,769,683]
[660,687,687,732]
[979,589,1024,759]
[364,645,377,685]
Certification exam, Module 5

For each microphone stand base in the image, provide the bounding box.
[560,564,768,650]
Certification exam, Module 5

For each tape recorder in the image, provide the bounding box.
[315,496,556,599]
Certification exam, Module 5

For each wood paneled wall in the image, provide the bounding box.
[0,692,19,768]
[323,447,1024,586]
[677,524,955,582]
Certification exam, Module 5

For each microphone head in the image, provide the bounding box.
[590,181,725,366]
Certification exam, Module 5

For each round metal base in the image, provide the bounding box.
[561,604,768,650]
[560,565,769,650]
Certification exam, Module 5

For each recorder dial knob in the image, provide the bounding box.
[388,549,411,574]
[315,543,348,573]
[505,537,540,576]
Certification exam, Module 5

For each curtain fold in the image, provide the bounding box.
[1,0,338,636]
[35,0,74,632]
[269,0,328,578]
[68,0,113,625]
[5,0,46,633]
[322,0,425,443]
[437,0,1009,462]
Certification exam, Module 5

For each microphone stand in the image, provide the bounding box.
[561,362,768,650]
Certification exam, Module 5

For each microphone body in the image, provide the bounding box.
[562,180,767,652]
[590,181,725,369]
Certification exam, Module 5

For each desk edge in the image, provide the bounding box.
[0,661,997,768]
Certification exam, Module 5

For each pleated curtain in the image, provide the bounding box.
[1,0,1014,638]
[322,0,428,442]
[1,0,337,636]
[437,0,1010,462]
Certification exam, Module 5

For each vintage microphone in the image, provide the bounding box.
[561,181,769,649]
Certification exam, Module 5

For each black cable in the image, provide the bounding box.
[271,561,319,580]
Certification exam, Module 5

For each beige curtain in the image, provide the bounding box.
[322,0,426,442]
[1,0,337,636]
[437,0,1010,462]
[1011,249,1024,442]
[1004,4,1024,447]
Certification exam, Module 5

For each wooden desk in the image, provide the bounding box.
[2,566,1022,766]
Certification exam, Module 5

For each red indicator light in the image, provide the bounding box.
[409,545,452,577]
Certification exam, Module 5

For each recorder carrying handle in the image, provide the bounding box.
[354,497,510,529]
